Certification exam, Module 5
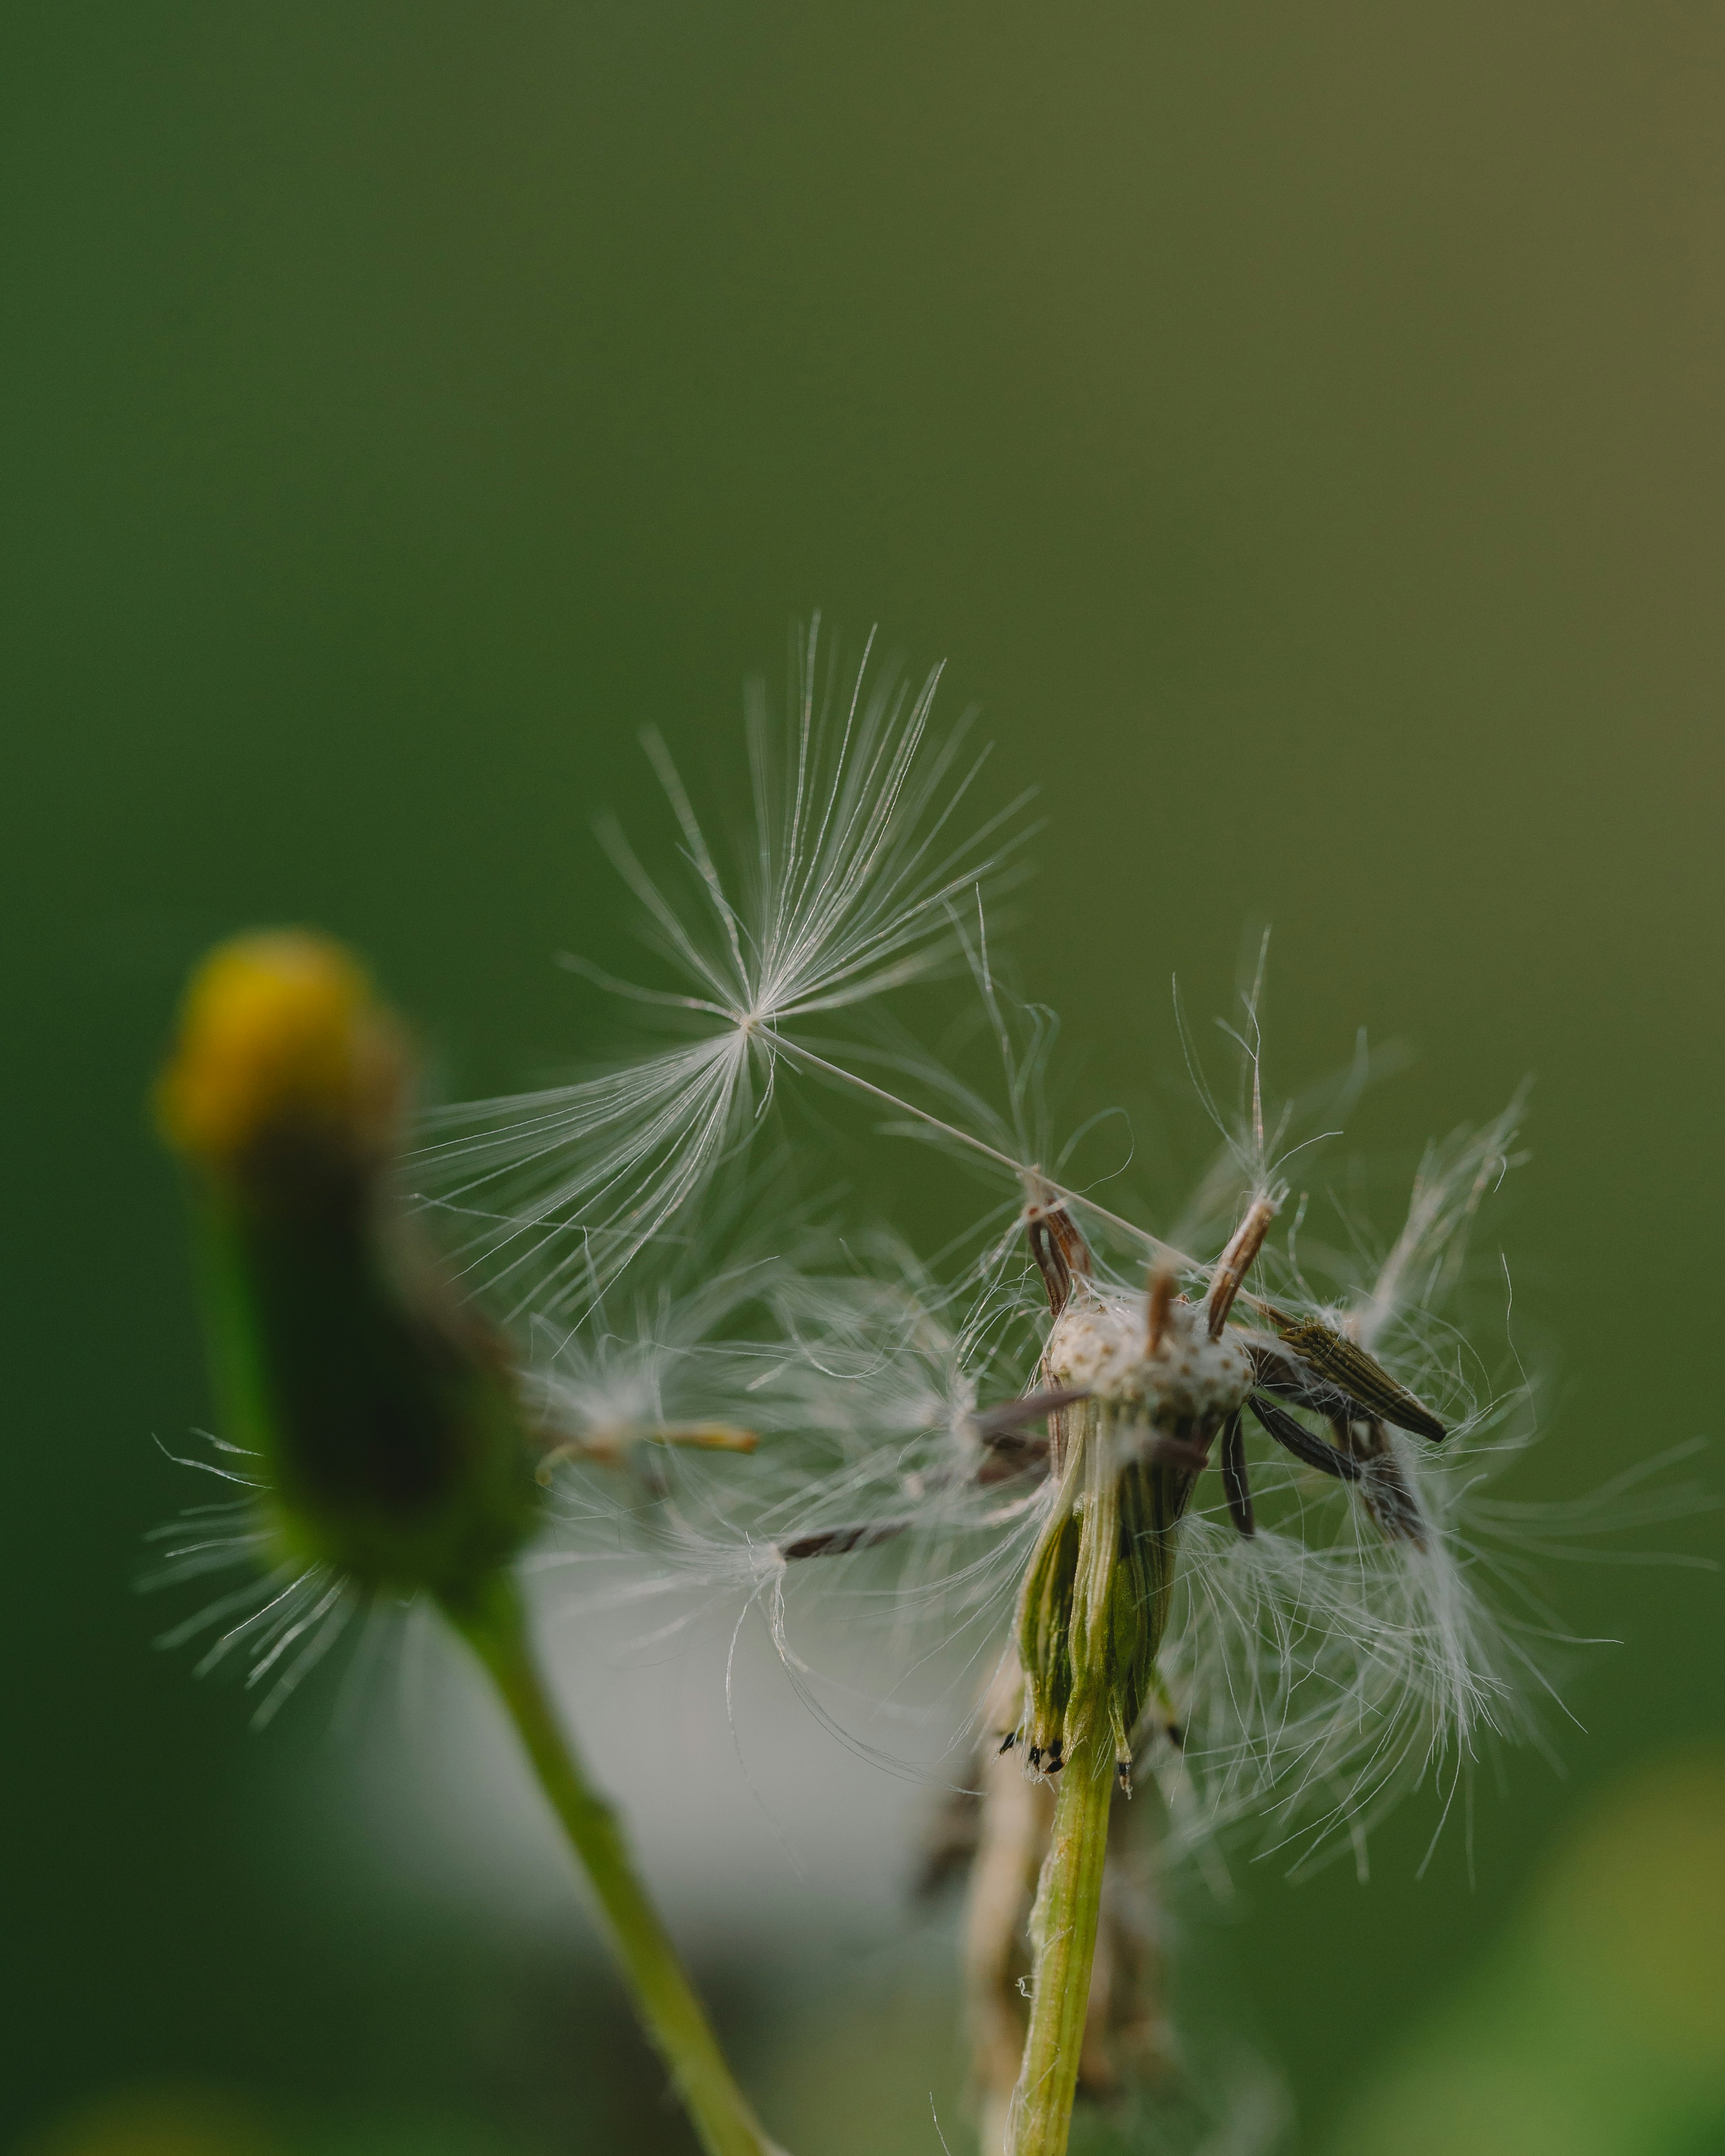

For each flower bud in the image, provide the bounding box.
[158,931,537,1612]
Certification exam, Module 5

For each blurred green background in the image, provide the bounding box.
[4,5,1722,2152]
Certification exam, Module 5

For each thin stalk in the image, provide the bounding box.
[1004,1742,1115,2156]
[446,1576,778,2156]
[965,1658,1055,2156]
[762,1030,1218,1280]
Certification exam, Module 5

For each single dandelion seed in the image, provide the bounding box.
[418,618,1035,1316]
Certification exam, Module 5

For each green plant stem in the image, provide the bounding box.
[447,1577,778,2156]
[1004,1740,1115,2156]
[1005,1412,1168,2156]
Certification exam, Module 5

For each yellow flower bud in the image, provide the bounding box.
[156,931,403,1189]
[159,931,537,1612]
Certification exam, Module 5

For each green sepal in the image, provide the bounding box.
[191,1168,538,1604]
[1017,1504,1081,1753]
[1013,1414,1192,1773]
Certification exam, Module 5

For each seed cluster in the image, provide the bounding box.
[1006,1190,1450,1791]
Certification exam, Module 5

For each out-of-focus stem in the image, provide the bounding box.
[447,1577,779,2156]
[966,1662,1055,2156]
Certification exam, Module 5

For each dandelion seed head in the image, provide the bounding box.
[631,1093,1567,1870]
[496,1088,1557,1870]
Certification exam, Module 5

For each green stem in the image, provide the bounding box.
[1004,1741,1115,2156]
[446,1577,778,2156]
[1005,1411,1174,2156]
